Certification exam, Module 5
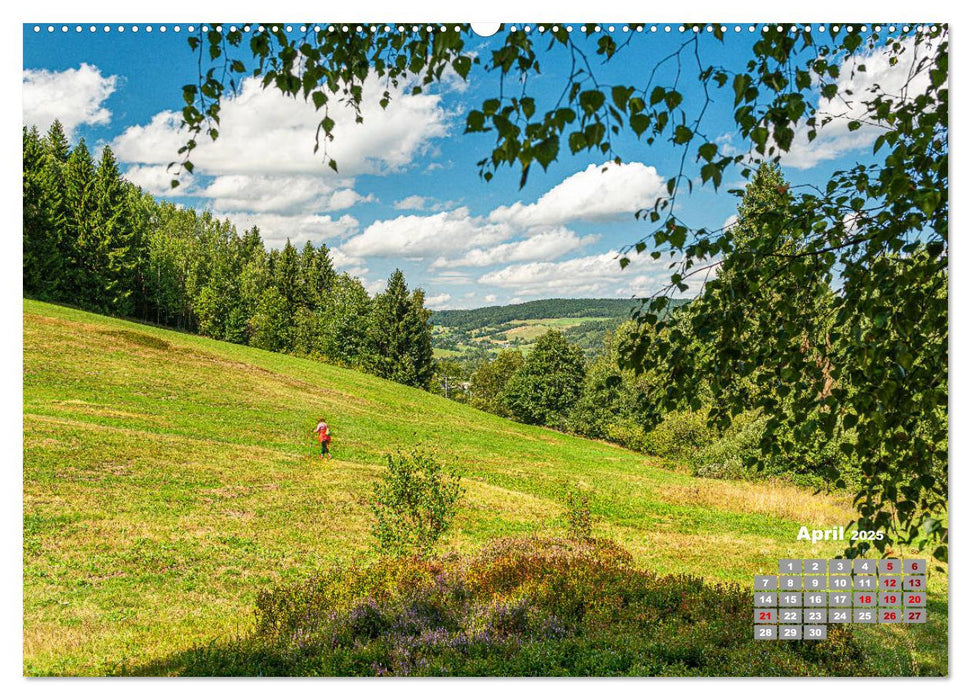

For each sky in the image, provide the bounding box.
[22,23,914,309]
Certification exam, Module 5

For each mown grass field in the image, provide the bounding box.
[22,299,948,676]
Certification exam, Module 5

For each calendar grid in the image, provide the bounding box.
[754,558,927,640]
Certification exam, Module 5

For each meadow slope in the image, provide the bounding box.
[22,300,947,675]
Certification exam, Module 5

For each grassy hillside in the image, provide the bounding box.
[23,300,947,675]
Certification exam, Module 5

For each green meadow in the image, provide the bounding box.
[22,299,947,675]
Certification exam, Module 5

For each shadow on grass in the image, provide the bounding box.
[119,536,903,678]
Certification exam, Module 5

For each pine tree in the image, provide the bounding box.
[31,121,72,298]
[366,269,434,388]
[90,146,139,314]
[62,139,97,305]
[23,126,46,295]
[300,241,337,309]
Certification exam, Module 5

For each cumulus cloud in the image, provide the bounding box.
[393,195,459,212]
[340,208,512,259]
[478,250,678,298]
[430,229,598,268]
[211,211,359,249]
[111,74,450,177]
[780,35,940,169]
[489,161,666,227]
[23,63,118,139]
[123,164,194,197]
[394,195,433,210]
[424,293,452,309]
[199,175,372,214]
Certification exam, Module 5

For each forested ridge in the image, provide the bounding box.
[22,120,434,389]
[431,298,688,330]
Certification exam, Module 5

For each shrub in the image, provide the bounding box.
[563,490,593,541]
[143,537,877,677]
[603,418,650,453]
[369,449,464,556]
[642,409,713,460]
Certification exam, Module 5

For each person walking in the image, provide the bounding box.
[312,418,333,460]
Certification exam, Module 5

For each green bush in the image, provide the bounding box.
[603,418,650,453]
[139,537,877,677]
[563,490,593,541]
[642,410,713,460]
[369,449,464,556]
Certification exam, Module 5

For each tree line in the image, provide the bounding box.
[22,121,434,389]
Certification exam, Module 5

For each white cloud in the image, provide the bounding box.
[394,195,433,210]
[111,74,450,177]
[123,164,194,197]
[430,228,598,268]
[211,211,359,249]
[393,195,459,212]
[199,175,372,214]
[425,293,452,309]
[780,35,939,169]
[23,63,118,139]
[340,207,512,259]
[478,250,675,298]
[489,161,666,227]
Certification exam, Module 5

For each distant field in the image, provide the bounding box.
[23,300,948,675]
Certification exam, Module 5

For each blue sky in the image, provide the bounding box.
[22,24,911,308]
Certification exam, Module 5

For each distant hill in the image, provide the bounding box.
[432,298,641,331]
[430,297,691,359]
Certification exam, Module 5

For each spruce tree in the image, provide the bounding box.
[32,121,72,298]
[90,146,138,314]
[366,269,434,388]
[62,139,98,305]
[300,240,336,308]
[22,126,46,295]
